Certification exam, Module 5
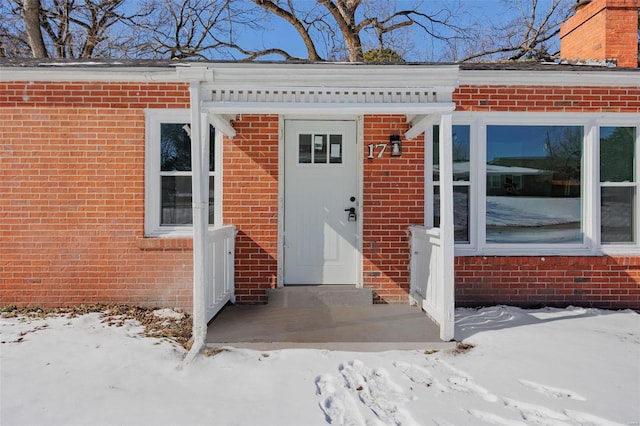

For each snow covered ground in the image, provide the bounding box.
[1,306,638,426]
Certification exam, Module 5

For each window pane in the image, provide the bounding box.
[434,186,470,243]
[314,134,327,163]
[600,127,635,182]
[161,123,191,171]
[433,125,471,182]
[486,125,583,244]
[299,134,312,163]
[329,134,343,164]
[160,124,215,172]
[208,125,215,172]
[601,187,635,243]
[161,176,215,225]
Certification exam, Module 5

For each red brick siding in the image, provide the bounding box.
[362,115,424,303]
[559,0,639,68]
[454,85,640,112]
[0,82,190,108]
[456,256,640,309]
[222,115,279,304]
[1,82,193,309]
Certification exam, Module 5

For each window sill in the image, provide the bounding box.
[137,237,193,251]
[455,246,640,256]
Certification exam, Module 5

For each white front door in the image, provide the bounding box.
[284,120,359,285]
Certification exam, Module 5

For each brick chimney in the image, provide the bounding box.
[559,0,639,67]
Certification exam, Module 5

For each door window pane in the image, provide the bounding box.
[601,187,635,243]
[314,134,327,163]
[329,134,343,164]
[299,134,312,163]
[486,125,583,244]
[600,127,635,182]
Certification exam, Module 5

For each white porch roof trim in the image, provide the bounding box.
[202,86,455,114]
[200,86,454,139]
[179,63,460,140]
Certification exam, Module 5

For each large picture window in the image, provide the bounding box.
[146,110,217,237]
[429,116,638,255]
[486,125,583,244]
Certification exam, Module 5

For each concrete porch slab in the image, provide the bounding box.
[205,304,455,352]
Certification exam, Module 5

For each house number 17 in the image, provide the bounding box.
[367,143,387,159]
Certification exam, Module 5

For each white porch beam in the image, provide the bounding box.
[437,113,455,341]
[201,101,455,116]
[405,114,438,140]
[208,112,236,139]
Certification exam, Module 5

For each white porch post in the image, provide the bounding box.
[189,80,209,350]
[438,113,455,341]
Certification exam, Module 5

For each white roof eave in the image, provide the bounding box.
[460,69,640,87]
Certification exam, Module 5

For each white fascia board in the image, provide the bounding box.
[202,101,456,115]
[0,67,182,82]
[204,63,460,89]
[460,69,640,87]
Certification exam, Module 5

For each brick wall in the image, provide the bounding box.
[362,115,424,303]
[456,256,640,309]
[1,82,194,309]
[454,85,640,112]
[222,115,279,304]
[559,0,639,68]
[2,79,638,310]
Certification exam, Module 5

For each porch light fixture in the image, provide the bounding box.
[390,135,402,156]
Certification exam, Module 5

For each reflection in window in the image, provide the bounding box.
[299,134,312,163]
[486,125,583,244]
[434,186,470,242]
[329,135,343,164]
[314,135,327,163]
[600,127,636,243]
[433,125,471,243]
[161,176,215,225]
[161,124,214,172]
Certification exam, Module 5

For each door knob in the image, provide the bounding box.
[344,207,357,222]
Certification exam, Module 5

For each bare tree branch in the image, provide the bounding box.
[458,0,572,62]
[252,0,322,61]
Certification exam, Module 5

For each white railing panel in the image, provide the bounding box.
[409,225,454,341]
[204,225,236,323]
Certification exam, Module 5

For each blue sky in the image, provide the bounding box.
[230,0,569,62]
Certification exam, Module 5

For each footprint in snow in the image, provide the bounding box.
[436,359,499,402]
[518,379,587,401]
[466,409,527,426]
[316,374,364,426]
[339,360,418,426]
[564,409,626,426]
[503,397,572,425]
[393,361,447,393]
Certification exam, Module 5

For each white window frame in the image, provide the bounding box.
[426,121,475,246]
[595,122,639,251]
[144,109,222,237]
[432,112,639,256]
